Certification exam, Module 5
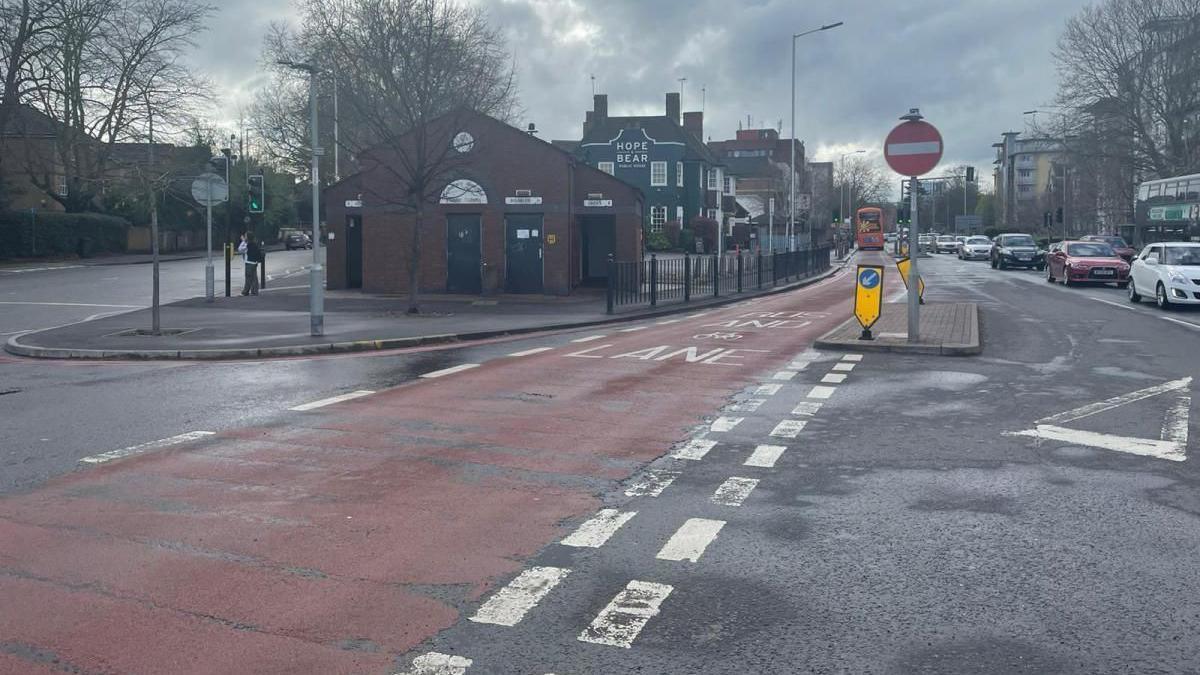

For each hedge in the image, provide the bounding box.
[0,210,129,258]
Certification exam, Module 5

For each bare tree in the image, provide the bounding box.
[835,155,892,216]
[273,0,518,313]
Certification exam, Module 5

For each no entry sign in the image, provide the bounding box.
[884,120,943,177]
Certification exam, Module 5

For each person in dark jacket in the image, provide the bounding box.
[240,232,262,296]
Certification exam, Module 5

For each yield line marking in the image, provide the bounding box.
[770,420,807,438]
[657,518,726,562]
[578,580,673,649]
[772,370,798,381]
[842,354,863,362]
[712,477,759,506]
[807,385,837,399]
[507,347,554,357]
[289,390,374,411]
[561,509,636,548]
[397,652,473,674]
[625,470,679,497]
[792,402,823,416]
[831,362,856,372]
[745,444,786,468]
[421,363,480,378]
[469,566,570,626]
[80,431,215,465]
[571,334,606,343]
[821,373,848,384]
[710,416,744,432]
[671,438,717,460]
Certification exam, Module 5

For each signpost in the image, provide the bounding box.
[191,173,228,303]
[895,257,925,303]
[884,109,943,343]
[854,264,884,340]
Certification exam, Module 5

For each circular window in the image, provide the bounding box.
[452,131,475,154]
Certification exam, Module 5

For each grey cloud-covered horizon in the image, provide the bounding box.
[195,0,1093,182]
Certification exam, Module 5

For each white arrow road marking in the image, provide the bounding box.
[712,477,759,506]
[469,566,570,626]
[657,518,725,562]
[578,580,673,648]
[394,652,473,675]
[561,510,637,548]
[80,431,215,465]
[672,438,717,461]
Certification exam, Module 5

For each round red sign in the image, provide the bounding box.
[884,120,943,177]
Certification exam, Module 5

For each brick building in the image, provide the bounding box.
[323,110,644,296]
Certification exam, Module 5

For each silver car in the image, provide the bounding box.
[958,236,992,260]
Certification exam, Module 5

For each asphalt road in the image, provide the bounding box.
[1,250,1199,673]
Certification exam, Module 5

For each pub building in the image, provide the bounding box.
[323,110,644,296]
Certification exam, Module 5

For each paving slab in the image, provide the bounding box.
[814,301,981,355]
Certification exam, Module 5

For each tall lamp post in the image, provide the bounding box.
[279,60,324,336]
[839,149,865,245]
[790,21,843,252]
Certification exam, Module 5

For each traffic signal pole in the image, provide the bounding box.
[908,177,920,342]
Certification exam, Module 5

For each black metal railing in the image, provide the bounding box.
[606,247,832,314]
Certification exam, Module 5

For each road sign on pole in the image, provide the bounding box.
[884,109,942,344]
[190,173,227,303]
[854,264,884,340]
[895,256,926,302]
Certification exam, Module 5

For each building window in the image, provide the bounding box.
[1018,185,1032,194]
[708,208,718,220]
[707,168,721,191]
[650,161,667,186]
[650,206,667,231]
[676,161,683,187]
[1018,169,1031,178]
[56,175,68,197]
[676,206,683,223]
[598,161,614,175]
[723,175,735,196]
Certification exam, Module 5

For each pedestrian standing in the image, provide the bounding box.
[240,232,261,296]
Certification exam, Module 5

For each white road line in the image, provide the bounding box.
[831,362,856,372]
[561,509,637,548]
[754,384,783,396]
[571,334,607,343]
[770,420,808,438]
[1008,424,1186,462]
[396,652,474,675]
[656,319,682,325]
[688,312,711,319]
[656,518,726,562]
[726,398,765,413]
[619,326,648,332]
[289,390,375,411]
[792,402,823,416]
[744,444,786,468]
[1161,315,1200,331]
[0,300,141,308]
[842,354,863,362]
[671,438,717,461]
[469,566,571,626]
[80,431,216,465]
[807,385,837,399]
[625,470,680,497]
[1091,297,1140,313]
[578,580,673,649]
[794,349,823,361]
[421,363,480,378]
[1090,298,1200,330]
[772,370,798,381]
[710,416,744,432]
[821,373,848,384]
[711,477,759,506]
[507,347,554,357]
[787,361,812,371]
[1037,377,1192,425]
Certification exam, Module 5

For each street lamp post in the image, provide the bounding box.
[791,21,843,252]
[279,60,324,337]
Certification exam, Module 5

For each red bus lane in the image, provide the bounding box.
[0,262,888,674]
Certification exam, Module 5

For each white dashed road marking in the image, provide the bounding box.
[821,373,848,384]
[396,652,473,675]
[507,347,554,357]
[807,385,837,399]
[625,470,680,497]
[469,566,571,627]
[842,354,863,362]
[672,438,717,461]
[571,335,606,343]
[578,580,674,649]
[744,444,787,468]
[831,362,856,372]
[657,518,726,562]
[787,361,812,371]
[656,319,682,325]
[619,326,648,333]
[772,370,798,381]
[289,390,375,411]
[710,416,744,432]
[726,398,765,413]
[561,509,637,548]
[755,384,783,396]
[792,402,823,416]
[80,431,216,465]
[422,364,481,378]
[770,420,807,438]
[711,477,759,506]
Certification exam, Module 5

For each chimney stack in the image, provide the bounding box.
[584,110,594,136]
[665,92,681,125]
[683,111,703,139]
[593,94,608,123]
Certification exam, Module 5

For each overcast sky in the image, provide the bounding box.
[199,0,1094,184]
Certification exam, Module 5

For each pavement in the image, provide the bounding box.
[815,301,981,355]
[5,263,842,360]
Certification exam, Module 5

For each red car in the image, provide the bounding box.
[1045,240,1130,287]
[1081,234,1137,262]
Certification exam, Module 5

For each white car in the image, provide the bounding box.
[934,235,958,254]
[1128,242,1200,309]
[957,236,992,261]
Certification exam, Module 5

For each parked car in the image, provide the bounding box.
[1045,240,1130,287]
[285,232,312,250]
[1128,242,1200,309]
[935,235,958,254]
[1081,234,1137,262]
[990,233,1044,270]
[958,235,993,261]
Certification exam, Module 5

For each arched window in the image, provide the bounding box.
[440,179,487,204]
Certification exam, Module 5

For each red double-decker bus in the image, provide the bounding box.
[856,207,885,250]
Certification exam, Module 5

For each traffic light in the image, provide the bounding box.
[247,175,265,213]
[1055,207,1063,224]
